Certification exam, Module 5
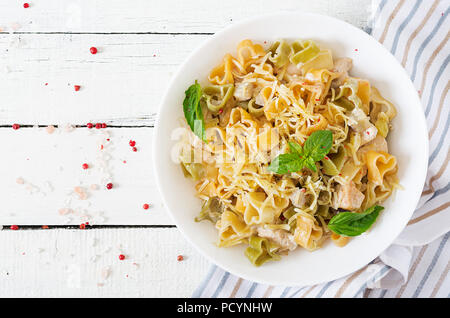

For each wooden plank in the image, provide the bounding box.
[0,0,371,33]
[0,127,176,225]
[0,1,370,126]
[0,228,210,297]
[0,33,208,125]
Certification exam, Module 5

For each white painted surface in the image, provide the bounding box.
[0,127,173,225]
[0,228,210,297]
[0,0,369,297]
[0,34,207,125]
[0,0,370,33]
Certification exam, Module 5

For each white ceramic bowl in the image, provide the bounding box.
[153,12,428,286]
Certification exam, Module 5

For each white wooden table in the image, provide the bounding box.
[0,0,370,297]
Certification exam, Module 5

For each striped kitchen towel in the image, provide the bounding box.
[193,0,450,298]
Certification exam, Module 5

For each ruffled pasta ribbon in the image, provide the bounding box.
[269,40,292,67]
[291,40,334,73]
[370,87,397,137]
[294,212,323,251]
[321,145,348,176]
[363,181,393,210]
[243,191,289,225]
[236,39,266,72]
[216,211,252,247]
[209,54,235,85]
[245,236,281,266]
[203,84,234,113]
[366,151,397,186]
[331,233,350,247]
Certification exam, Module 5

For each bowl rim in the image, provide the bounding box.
[152,11,429,286]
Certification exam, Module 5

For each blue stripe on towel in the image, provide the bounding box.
[410,8,449,81]
[212,271,230,298]
[192,265,217,297]
[390,0,422,55]
[413,232,449,297]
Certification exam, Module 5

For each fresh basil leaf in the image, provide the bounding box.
[328,205,384,237]
[193,118,205,142]
[194,99,206,142]
[288,141,303,155]
[304,157,317,172]
[268,153,303,174]
[303,130,333,162]
[183,81,201,130]
[268,130,332,174]
[183,81,207,142]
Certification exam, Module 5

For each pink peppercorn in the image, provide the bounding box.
[106,183,113,190]
[119,254,125,261]
[90,47,98,54]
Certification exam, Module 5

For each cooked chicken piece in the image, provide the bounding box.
[348,107,365,126]
[290,188,308,208]
[332,180,365,210]
[233,82,254,101]
[348,107,378,145]
[361,126,378,144]
[332,58,353,89]
[357,135,388,159]
[257,226,297,251]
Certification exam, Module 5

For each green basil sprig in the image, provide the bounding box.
[268,130,333,174]
[183,81,206,142]
[328,205,384,237]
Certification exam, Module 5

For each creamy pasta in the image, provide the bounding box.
[179,39,399,266]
